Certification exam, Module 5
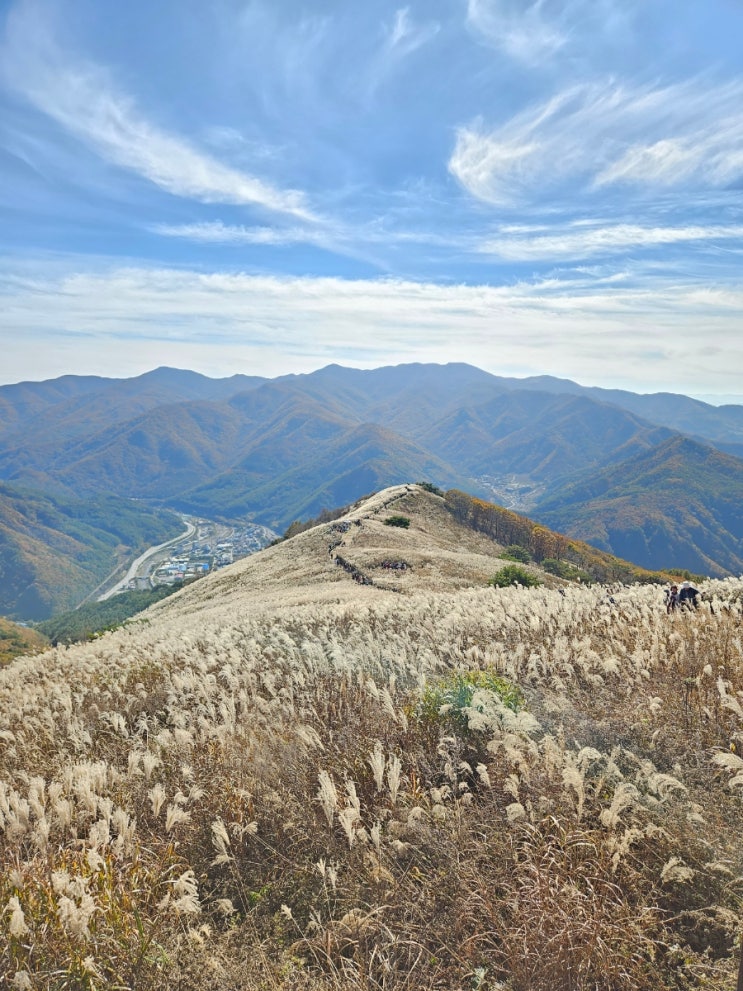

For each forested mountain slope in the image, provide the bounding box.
[536,436,743,576]
[0,482,182,619]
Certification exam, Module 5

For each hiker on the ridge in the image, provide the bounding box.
[665,584,679,613]
[678,581,700,610]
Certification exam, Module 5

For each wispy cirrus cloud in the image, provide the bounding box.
[152,218,463,255]
[153,222,324,246]
[466,0,567,62]
[450,77,743,206]
[386,7,440,57]
[479,221,743,260]
[465,0,634,65]
[362,6,440,101]
[1,0,314,220]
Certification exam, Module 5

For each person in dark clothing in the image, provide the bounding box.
[678,581,700,610]
[665,584,679,613]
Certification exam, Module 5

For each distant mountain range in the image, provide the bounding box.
[1,362,742,618]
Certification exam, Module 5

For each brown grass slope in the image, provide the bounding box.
[2,484,743,991]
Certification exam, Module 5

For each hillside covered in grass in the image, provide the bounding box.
[2,484,743,990]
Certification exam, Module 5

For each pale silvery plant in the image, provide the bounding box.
[168,868,201,916]
[717,677,743,719]
[600,782,642,830]
[6,895,29,937]
[211,817,232,866]
[386,753,403,806]
[0,563,740,882]
[52,869,97,938]
[368,742,386,792]
[316,770,339,828]
[337,779,363,848]
[562,758,587,821]
[660,856,696,885]
[111,806,137,858]
[148,782,167,818]
[711,751,743,789]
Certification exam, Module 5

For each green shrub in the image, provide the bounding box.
[417,669,524,735]
[417,481,444,496]
[35,586,182,644]
[500,544,531,563]
[384,515,411,528]
[542,558,593,583]
[489,564,541,588]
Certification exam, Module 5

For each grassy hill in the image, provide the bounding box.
[2,484,742,990]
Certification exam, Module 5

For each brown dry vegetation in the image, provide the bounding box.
[2,484,743,990]
[0,617,48,667]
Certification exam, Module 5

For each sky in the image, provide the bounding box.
[2,0,743,400]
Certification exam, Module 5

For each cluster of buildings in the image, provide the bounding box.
[125,520,276,591]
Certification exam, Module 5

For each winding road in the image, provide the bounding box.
[97,520,196,601]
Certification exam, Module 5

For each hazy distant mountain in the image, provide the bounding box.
[0,367,267,450]
[178,421,464,528]
[1,362,742,590]
[0,374,111,443]
[0,371,478,517]
[493,374,743,449]
[414,391,674,483]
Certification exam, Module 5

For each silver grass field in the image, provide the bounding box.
[2,485,743,990]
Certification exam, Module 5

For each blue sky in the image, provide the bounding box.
[2,0,743,399]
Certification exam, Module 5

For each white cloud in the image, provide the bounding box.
[363,5,440,100]
[386,7,440,56]
[1,0,314,219]
[152,218,462,256]
[450,78,743,206]
[466,0,566,62]
[153,222,322,246]
[480,222,743,260]
[390,8,413,47]
[2,264,742,394]
[466,0,639,64]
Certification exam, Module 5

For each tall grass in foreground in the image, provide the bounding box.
[2,579,743,988]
